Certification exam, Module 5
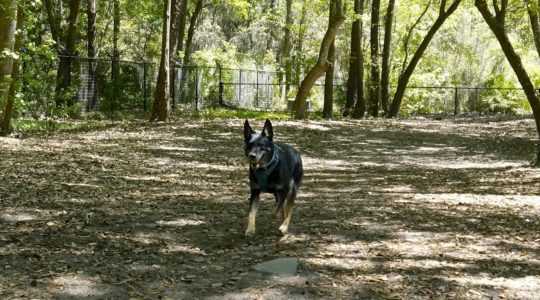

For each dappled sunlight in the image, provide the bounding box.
[448,275,540,299]
[50,275,108,297]
[2,117,540,298]
[156,218,206,227]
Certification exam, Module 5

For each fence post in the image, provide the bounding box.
[143,60,147,111]
[238,69,242,106]
[218,64,223,106]
[454,86,459,115]
[256,68,259,108]
[195,65,200,111]
[111,58,116,117]
[171,63,176,110]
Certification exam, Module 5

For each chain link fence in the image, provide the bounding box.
[18,55,532,118]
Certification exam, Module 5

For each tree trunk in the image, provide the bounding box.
[0,0,24,135]
[111,0,120,112]
[281,0,293,95]
[175,0,189,54]
[323,2,337,120]
[380,0,395,115]
[86,0,98,111]
[293,1,307,87]
[387,0,461,118]
[293,0,345,119]
[55,0,82,107]
[0,0,17,101]
[347,0,366,119]
[476,0,540,166]
[368,0,381,117]
[527,1,540,59]
[150,0,172,122]
[183,0,204,64]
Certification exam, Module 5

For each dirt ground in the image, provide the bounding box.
[1,116,540,299]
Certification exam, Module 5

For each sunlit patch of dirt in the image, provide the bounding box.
[0,116,539,299]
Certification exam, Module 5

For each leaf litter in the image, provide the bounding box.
[0,116,539,299]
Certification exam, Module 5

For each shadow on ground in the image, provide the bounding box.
[0,117,539,299]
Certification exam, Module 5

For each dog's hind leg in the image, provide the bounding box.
[279,182,298,234]
[271,191,287,220]
[246,190,261,236]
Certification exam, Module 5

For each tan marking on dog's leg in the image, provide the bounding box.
[279,199,294,234]
[246,200,259,236]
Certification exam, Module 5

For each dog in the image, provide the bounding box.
[243,119,303,236]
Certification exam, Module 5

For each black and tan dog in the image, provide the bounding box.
[243,119,303,236]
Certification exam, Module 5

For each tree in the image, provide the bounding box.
[86,0,99,111]
[368,0,381,117]
[387,0,462,118]
[51,0,82,107]
[281,0,293,95]
[0,0,17,101]
[475,0,540,166]
[150,0,172,122]
[380,0,395,115]
[183,0,204,64]
[292,0,345,120]
[323,1,337,119]
[0,0,24,135]
[344,0,365,119]
[293,0,308,87]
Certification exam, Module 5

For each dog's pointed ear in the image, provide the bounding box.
[262,119,273,142]
[244,119,254,143]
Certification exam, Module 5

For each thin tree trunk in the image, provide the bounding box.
[380,0,395,115]
[387,0,461,118]
[183,0,204,64]
[368,0,381,117]
[175,0,188,54]
[0,0,17,100]
[345,0,366,119]
[293,0,345,119]
[111,0,120,112]
[476,0,540,166]
[86,0,98,111]
[55,0,82,107]
[293,1,307,87]
[150,0,172,122]
[527,1,540,58]
[0,0,24,135]
[282,0,293,95]
[323,1,337,120]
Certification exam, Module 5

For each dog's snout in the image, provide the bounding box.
[249,153,257,160]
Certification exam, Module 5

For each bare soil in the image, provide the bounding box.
[1,116,540,299]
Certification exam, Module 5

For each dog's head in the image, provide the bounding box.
[244,119,274,169]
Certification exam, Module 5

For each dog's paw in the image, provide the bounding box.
[245,226,256,237]
[278,224,289,235]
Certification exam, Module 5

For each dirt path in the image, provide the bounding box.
[1,117,539,299]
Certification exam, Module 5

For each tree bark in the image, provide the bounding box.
[293,1,307,87]
[0,0,17,100]
[175,0,189,54]
[281,0,293,95]
[150,0,172,122]
[293,0,344,119]
[351,0,366,119]
[476,0,540,166]
[323,40,335,119]
[323,1,337,119]
[368,0,381,117]
[0,0,24,135]
[344,0,364,118]
[527,1,540,59]
[86,0,98,111]
[55,0,82,107]
[387,0,461,118]
[380,0,395,115]
[183,0,204,64]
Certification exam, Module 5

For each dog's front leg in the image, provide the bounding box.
[245,189,261,236]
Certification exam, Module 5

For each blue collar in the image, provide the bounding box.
[252,145,281,192]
